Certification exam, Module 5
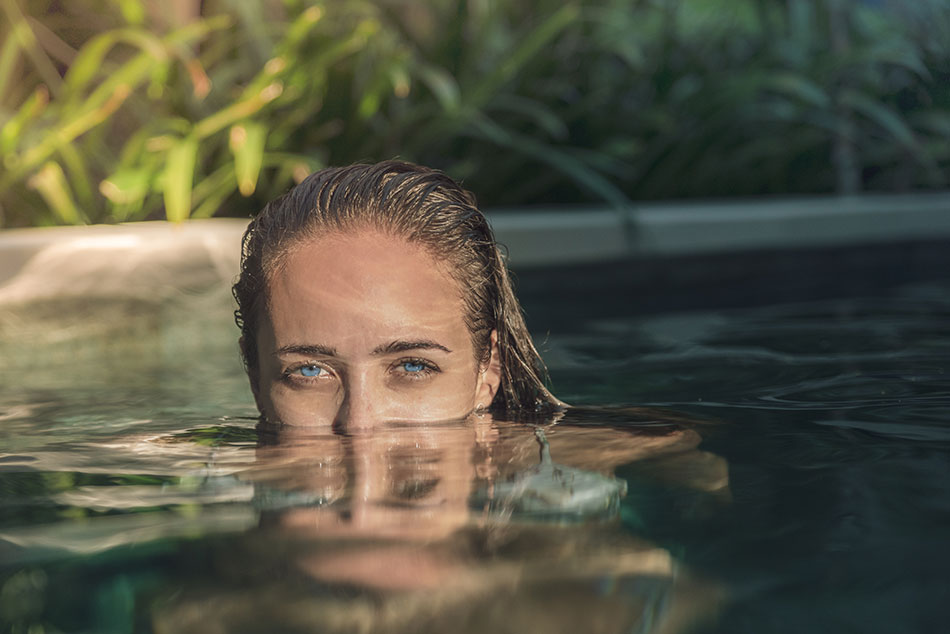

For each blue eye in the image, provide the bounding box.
[298,364,323,377]
[402,361,426,373]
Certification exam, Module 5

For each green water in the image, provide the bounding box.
[1,279,948,633]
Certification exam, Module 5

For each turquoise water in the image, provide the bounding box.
[1,278,949,632]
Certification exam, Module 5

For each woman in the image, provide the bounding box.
[224,169,727,631]
[232,159,726,491]
[233,160,562,428]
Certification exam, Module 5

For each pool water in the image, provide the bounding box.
[1,277,949,633]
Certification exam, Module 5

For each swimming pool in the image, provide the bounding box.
[1,234,948,632]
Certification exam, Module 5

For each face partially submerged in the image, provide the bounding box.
[249,229,501,429]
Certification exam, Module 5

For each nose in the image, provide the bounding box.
[333,372,380,433]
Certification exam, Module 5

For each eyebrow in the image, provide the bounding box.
[275,340,451,358]
[372,340,452,355]
[276,344,337,357]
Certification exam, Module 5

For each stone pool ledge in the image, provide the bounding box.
[492,191,950,268]
[3,190,950,283]
[2,192,950,358]
[0,219,249,364]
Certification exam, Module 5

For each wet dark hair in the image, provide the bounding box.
[232,160,558,414]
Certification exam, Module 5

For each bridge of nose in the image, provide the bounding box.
[332,368,388,432]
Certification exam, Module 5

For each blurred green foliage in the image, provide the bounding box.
[1,0,950,226]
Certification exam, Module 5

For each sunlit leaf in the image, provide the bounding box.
[280,4,325,51]
[229,122,266,197]
[0,21,22,106]
[27,161,83,224]
[4,0,950,225]
[2,84,131,191]
[0,85,48,154]
[390,65,411,99]
[110,0,145,25]
[1,0,63,96]
[100,166,152,205]
[163,137,198,222]
[64,29,167,95]
[191,163,237,219]
[57,142,96,207]
[193,82,282,140]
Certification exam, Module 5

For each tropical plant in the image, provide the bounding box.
[1,0,949,227]
[0,0,407,225]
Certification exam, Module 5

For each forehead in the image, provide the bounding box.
[264,230,469,349]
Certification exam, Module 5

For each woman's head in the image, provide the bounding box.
[233,160,557,427]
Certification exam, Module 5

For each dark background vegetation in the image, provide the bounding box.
[2,0,949,227]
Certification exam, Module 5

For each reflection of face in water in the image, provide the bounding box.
[156,413,727,632]
[255,422,480,543]
[249,229,501,429]
[252,420,487,590]
[249,411,727,591]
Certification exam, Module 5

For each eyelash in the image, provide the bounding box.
[392,358,439,380]
[281,358,440,385]
[281,362,334,389]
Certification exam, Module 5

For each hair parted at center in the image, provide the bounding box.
[232,160,559,414]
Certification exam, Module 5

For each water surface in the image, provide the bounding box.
[1,278,948,633]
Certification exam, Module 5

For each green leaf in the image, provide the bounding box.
[110,0,145,24]
[840,89,917,148]
[863,44,930,81]
[491,95,568,140]
[193,82,283,140]
[280,4,325,51]
[911,110,950,138]
[27,161,84,224]
[470,4,580,107]
[0,0,63,96]
[229,122,266,197]
[163,137,198,222]
[0,17,226,195]
[64,28,167,96]
[0,20,22,106]
[468,114,629,207]
[0,85,48,154]
[223,0,272,61]
[1,83,133,193]
[417,64,461,113]
[762,73,831,109]
[57,142,96,208]
[100,166,152,205]
[839,88,942,183]
[191,162,237,219]
[389,64,411,99]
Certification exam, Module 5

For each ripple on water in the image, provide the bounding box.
[813,418,950,442]
[752,370,950,410]
[547,287,950,415]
